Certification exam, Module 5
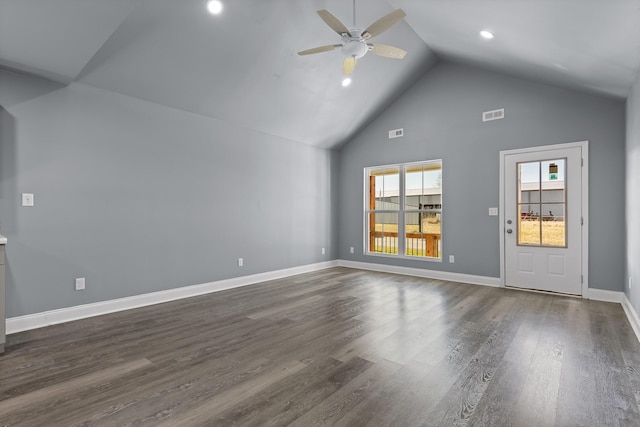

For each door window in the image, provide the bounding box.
[517,159,567,247]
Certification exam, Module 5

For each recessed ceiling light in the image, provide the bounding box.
[206,0,223,15]
[480,30,495,39]
[342,77,352,87]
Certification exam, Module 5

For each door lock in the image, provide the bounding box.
[506,229,513,234]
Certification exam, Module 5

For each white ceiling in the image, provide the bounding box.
[395,0,640,99]
[1,0,639,149]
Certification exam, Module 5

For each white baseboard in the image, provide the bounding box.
[7,260,338,334]
[337,259,501,287]
[587,288,624,303]
[7,259,640,347]
[622,294,640,344]
[338,260,640,345]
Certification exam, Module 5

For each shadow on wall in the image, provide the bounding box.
[0,69,67,109]
[0,106,17,235]
[0,106,17,319]
[0,69,67,235]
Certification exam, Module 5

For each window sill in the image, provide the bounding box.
[366,252,442,263]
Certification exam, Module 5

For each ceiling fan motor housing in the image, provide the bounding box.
[342,30,368,58]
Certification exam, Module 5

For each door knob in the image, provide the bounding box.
[506,229,513,234]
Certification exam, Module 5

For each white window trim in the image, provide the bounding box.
[364,159,443,262]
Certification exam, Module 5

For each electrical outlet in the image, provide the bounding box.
[488,207,498,216]
[322,247,325,255]
[449,255,455,263]
[75,277,85,290]
[22,193,34,207]
[350,247,355,254]
[238,258,243,267]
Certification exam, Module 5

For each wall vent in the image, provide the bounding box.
[388,128,404,139]
[482,108,505,122]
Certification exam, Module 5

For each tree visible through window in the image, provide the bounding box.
[365,160,442,259]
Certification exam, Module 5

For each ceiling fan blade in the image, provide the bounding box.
[298,44,342,56]
[317,9,350,36]
[362,9,406,40]
[368,43,407,59]
[343,57,357,75]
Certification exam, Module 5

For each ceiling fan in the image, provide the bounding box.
[298,1,407,75]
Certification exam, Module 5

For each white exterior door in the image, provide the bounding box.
[503,144,585,295]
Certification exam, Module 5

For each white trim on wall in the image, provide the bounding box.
[337,260,501,287]
[7,260,639,347]
[339,260,638,344]
[587,288,624,303]
[6,261,338,334]
[622,294,640,344]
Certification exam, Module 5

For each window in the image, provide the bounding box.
[517,159,566,247]
[365,160,442,260]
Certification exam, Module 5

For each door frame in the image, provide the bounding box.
[499,141,589,296]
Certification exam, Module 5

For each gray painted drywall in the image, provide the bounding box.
[626,69,640,312]
[0,69,337,318]
[338,61,626,291]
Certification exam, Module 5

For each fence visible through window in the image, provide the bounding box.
[366,160,442,259]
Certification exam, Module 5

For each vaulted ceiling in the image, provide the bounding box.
[1,0,639,149]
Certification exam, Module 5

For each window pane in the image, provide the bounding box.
[542,159,565,203]
[405,212,441,258]
[368,212,398,254]
[525,190,541,203]
[518,161,540,203]
[519,205,540,245]
[541,203,566,246]
[542,159,564,181]
[405,163,442,210]
[370,168,399,211]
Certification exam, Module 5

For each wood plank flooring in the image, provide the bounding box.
[1,267,639,426]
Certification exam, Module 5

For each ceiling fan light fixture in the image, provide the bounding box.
[206,0,223,15]
[342,77,352,87]
[342,40,368,59]
[480,30,495,39]
[297,3,408,75]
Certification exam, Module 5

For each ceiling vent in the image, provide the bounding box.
[388,128,404,139]
[482,108,505,122]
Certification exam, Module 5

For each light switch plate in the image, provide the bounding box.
[488,207,498,216]
[22,193,34,207]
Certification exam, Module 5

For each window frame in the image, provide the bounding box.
[364,159,443,261]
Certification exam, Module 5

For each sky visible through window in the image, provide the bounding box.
[375,170,441,195]
[520,159,565,184]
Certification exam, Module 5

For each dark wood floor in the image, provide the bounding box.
[1,267,639,426]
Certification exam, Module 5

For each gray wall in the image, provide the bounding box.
[0,69,338,318]
[626,69,640,311]
[338,62,626,291]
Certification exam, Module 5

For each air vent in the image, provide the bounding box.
[482,108,505,122]
[388,128,404,139]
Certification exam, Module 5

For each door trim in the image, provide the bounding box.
[499,141,589,296]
